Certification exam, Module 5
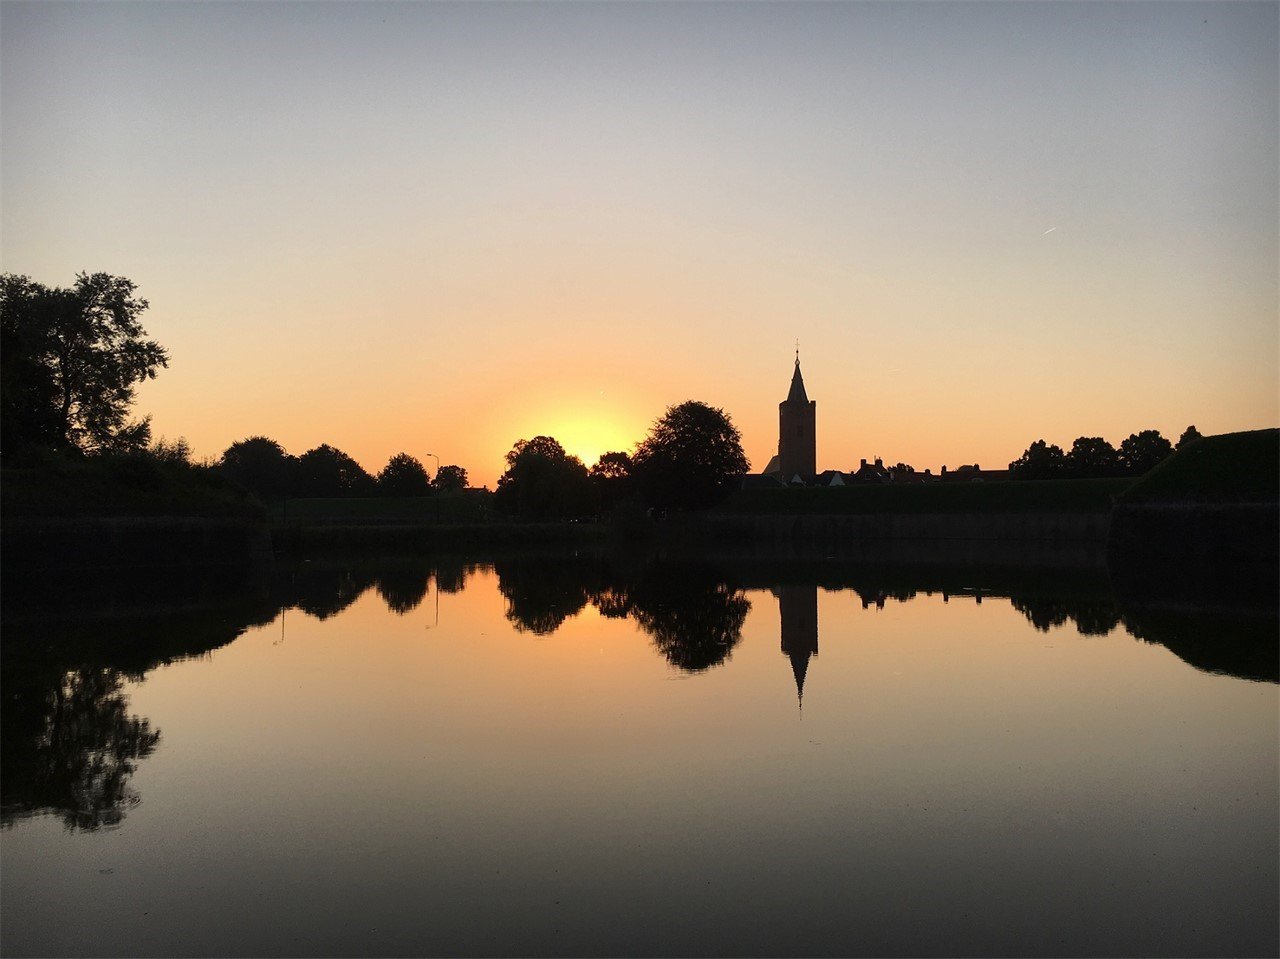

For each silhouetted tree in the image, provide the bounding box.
[1070,602,1122,636]
[433,556,471,593]
[1009,439,1066,480]
[290,567,376,619]
[631,401,749,509]
[589,584,634,619]
[0,273,167,456]
[218,436,297,500]
[628,566,750,671]
[147,436,193,466]
[590,450,634,509]
[294,444,374,497]
[1118,429,1174,476]
[1011,596,1120,636]
[0,667,160,831]
[377,452,431,496]
[1010,597,1071,632]
[0,280,63,455]
[374,568,431,615]
[1176,425,1203,450]
[493,436,595,518]
[495,554,592,634]
[434,464,468,492]
[1065,436,1121,478]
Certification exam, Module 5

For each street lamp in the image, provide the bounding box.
[425,451,440,524]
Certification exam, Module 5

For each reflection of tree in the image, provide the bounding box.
[1070,602,1122,636]
[2,667,159,832]
[1010,596,1119,636]
[629,567,750,672]
[1010,597,1071,632]
[292,568,375,620]
[492,556,750,669]
[853,587,918,610]
[374,569,431,615]
[590,585,633,619]
[495,557,591,635]
[434,557,470,594]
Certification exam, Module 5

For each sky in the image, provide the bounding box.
[2,1,1276,486]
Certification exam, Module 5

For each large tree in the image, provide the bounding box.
[1009,439,1067,480]
[218,436,297,500]
[1176,425,1203,450]
[631,401,749,509]
[433,464,468,492]
[494,436,595,518]
[590,450,634,509]
[376,453,431,496]
[294,444,374,497]
[1065,436,1122,478]
[1118,429,1174,476]
[0,273,167,455]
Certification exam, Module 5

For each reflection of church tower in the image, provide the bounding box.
[776,584,819,707]
[778,355,816,478]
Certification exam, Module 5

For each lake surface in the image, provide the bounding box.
[3,549,1277,957]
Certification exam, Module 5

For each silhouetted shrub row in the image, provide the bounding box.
[217,437,467,501]
[494,400,750,519]
[1008,426,1200,480]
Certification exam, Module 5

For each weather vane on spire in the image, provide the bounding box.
[795,339,800,364]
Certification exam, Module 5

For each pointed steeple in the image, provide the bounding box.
[778,347,816,477]
[785,356,809,404]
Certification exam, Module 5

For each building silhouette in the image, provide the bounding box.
[747,355,1000,487]
[761,354,816,480]
[775,584,819,707]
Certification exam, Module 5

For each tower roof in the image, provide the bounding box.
[785,358,809,404]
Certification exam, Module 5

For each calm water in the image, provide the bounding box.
[3,550,1277,958]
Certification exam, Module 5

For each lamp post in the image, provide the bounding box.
[425,452,440,524]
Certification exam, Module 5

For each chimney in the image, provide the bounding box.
[941,465,947,475]
[874,457,883,469]
[860,458,866,468]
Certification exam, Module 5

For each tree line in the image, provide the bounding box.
[2,270,1208,512]
[0,271,469,501]
[492,399,750,519]
[1009,426,1202,480]
[217,437,467,501]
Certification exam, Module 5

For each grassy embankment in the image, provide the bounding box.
[1116,428,1278,505]
[1,454,262,519]
[266,489,617,550]
[1107,428,1278,581]
[2,455,269,572]
[718,476,1133,515]
[270,490,493,527]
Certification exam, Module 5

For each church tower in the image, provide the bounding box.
[778,354,816,478]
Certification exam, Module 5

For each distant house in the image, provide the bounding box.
[851,458,891,484]
[939,464,1012,483]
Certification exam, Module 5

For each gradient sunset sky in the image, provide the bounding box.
[2,1,1276,486]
